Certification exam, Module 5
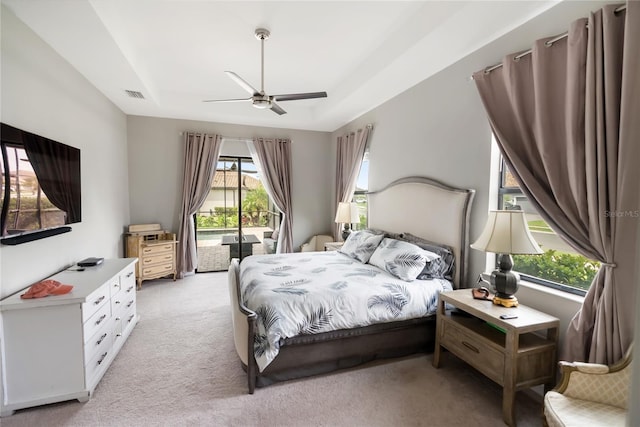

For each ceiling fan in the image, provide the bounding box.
[203,28,327,115]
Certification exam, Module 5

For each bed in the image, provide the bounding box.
[228,176,475,393]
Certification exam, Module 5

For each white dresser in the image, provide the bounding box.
[0,258,139,416]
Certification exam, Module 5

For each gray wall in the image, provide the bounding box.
[330,0,623,352]
[126,116,332,250]
[0,7,130,299]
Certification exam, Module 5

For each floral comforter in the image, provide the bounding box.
[239,251,453,372]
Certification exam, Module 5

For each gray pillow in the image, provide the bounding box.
[368,238,440,282]
[399,233,455,280]
[338,229,384,263]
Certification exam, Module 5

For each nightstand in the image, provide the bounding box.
[432,289,559,426]
[324,242,343,251]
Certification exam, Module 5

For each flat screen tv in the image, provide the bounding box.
[0,123,81,245]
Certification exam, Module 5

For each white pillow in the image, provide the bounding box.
[369,238,440,282]
[270,228,279,240]
[338,230,384,263]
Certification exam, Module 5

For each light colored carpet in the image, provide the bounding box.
[3,272,543,426]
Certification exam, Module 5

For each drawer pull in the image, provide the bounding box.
[116,316,121,321]
[115,300,121,305]
[96,333,108,345]
[127,314,135,323]
[126,271,133,278]
[113,283,119,288]
[116,333,122,338]
[94,295,106,305]
[164,256,171,260]
[126,286,134,293]
[95,314,107,325]
[97,352,108,365]
[127,300,134,308]
[462,341,480,353]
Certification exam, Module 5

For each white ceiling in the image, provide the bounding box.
[3,0,563,132]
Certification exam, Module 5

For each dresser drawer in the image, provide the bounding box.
[121,302,137,338]
[141,242,174,256]
[441,318,505,384]
[82,282,110,321]
[141,252,174,268]
[142,263,174,278]
[113,293,135,319]
[121,278,136,298]
[109,276,122,298]
[83,302,111,343]
[85,347,111,389]
[121,265,136,290]
[84,320,113,363]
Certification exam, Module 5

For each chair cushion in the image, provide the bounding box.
[563,365,630,409]
[544,392,627,427]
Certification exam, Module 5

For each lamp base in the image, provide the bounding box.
[341,224,352,241]
[493,295,519,308]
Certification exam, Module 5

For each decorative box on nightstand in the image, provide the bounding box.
[324,242,344,251]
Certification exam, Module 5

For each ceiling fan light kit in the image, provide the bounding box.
[203,28,327,115]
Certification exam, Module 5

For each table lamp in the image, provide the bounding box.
[335,202,359,240]
[470,210,543,307]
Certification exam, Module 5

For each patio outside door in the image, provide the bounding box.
[194,156,280,272]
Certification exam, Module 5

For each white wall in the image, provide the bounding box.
[0,7,130,299]
[126,116,332,250]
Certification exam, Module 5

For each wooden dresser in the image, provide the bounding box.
[125,223,177,289]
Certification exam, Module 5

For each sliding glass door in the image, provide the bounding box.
[194,156,280,272]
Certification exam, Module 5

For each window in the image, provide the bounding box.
[352,150,369,230]
[498,158,599,295]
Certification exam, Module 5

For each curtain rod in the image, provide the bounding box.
[181,124,373,138]
[178,132,253,142]
[472,4,627,78]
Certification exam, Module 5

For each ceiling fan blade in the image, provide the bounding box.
[273,92,327,102]
[270,102,287,115]
[225,71,260,96]
[202,98,251,103]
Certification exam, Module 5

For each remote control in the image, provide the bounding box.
[500,314,518,319]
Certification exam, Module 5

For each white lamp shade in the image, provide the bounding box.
[471,210,543,255]
[335,202,359,224]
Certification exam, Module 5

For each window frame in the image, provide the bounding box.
[497,158,588,297]
[351,149,369,231]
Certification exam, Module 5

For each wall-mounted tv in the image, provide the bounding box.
[0,123,81,245]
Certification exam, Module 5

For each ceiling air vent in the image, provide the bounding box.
[125,90,145,99]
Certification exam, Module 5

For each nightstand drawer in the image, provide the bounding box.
[441,318,504,384]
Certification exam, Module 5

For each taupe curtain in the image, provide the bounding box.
[251,138,294,253]
[334,126,371,241]
[22,131,81,224]
[176,133,222,277]
[473,3,639,364]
